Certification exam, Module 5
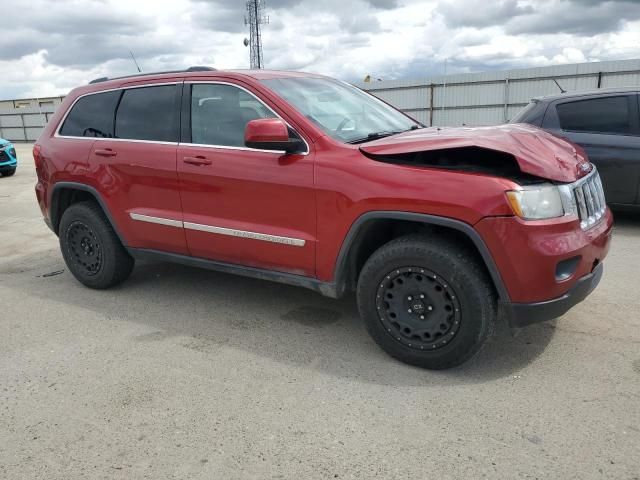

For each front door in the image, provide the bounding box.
[177,82,316,276]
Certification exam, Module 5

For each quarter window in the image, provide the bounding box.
[190,84,276,147]
[115,85,177,142]
[59,91,120,137]
[556,96,632,135]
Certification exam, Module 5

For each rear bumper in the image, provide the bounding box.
[501,262,603,328]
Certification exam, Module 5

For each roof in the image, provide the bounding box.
[532,86,640,102]
[88,67,323,85]
[224,69,326,80]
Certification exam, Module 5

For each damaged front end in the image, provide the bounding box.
[359,123,591,184]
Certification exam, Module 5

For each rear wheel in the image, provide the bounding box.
[357,234,496,369]
[59,201,134,289]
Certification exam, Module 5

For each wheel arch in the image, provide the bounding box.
[332,211,510,302]
[50,182,127,245]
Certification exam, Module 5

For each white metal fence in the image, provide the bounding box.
[2,59,640,141]
[357,59,640,127]
[0,105,57,142]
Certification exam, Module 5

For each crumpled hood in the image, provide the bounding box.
[360,123,589,183]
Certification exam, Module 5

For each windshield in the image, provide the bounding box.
[261,77,420,143]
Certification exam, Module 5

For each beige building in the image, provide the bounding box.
[0,95,65,110]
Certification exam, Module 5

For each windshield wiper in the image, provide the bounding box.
[347,130,402,144]
[347,125,422,144]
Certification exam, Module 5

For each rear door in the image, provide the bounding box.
[543,94,640,205]
[87,82,188,254]
[176,81,316,276]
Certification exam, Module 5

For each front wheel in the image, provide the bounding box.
[0,167,16,177]
[357,234,497,369]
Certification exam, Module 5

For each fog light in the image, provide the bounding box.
[556,256,581,281]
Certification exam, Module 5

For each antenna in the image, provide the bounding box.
[244,0,269,69]
[129,50,142,73]
[553,78,566,93]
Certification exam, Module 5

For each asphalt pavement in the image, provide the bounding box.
[1,143,639,479]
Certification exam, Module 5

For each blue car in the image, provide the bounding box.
[0,138,17,177]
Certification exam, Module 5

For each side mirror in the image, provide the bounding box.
[244,118,305,154]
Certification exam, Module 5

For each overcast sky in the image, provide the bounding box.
[1,0,639,99]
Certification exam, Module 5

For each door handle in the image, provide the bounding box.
[94,148,117,157]
[183,156,212,166]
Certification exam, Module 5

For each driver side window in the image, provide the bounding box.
[190,84,276,147]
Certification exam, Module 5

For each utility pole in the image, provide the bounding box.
[244,0,269,69]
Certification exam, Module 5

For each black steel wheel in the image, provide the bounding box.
[59,201,134,289]
[357,234,497,369]
[65,221,103,276]
[376,266,462,351]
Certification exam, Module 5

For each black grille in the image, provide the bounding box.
[0,150,9,162]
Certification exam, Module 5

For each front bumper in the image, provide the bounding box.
[502,262,603,327]
[475,208,613,326]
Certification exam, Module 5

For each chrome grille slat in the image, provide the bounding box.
[595,176,606,213]
[574,186,587,223]
[583,184,594,218]
[572,167,606,230]
[590,181,602,218]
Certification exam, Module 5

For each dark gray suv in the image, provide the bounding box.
[511,88,640,209]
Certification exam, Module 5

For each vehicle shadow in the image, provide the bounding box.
[25,259,556,387]
[611,209,640,229]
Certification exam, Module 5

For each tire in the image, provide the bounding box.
[1,167,16,177]
[357,234,497,369]
[59,201,134,289]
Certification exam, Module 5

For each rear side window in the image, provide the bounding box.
[510,101,546,126]
[59,91,120,137]
[115,85,177,142]
[556,96,632,135]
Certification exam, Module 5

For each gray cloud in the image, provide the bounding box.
[366,0,400,8]
[339,14,382,34]
[506,1,640,36]
[438,0,640,36]
[43,33,187,68]
[0,0,173,67]
[0,0,638,99]
[437,0,533,28]
[0,32,45,61]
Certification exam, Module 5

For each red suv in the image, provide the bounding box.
[34,67,613,369]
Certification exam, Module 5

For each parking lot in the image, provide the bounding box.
[1,143,639,479]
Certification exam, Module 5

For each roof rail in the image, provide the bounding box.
[88,66,216,85]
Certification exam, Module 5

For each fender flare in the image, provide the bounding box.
[332,211,511,301]
[50,182,127,245]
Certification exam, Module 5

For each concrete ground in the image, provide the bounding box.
[1,143,639,480]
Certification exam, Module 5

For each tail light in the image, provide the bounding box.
[33,144,43,176]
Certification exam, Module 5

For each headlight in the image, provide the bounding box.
[506,184,565,220]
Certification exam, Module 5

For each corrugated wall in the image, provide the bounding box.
[359,59,640,127]
[0,106,58,142]
[1,59,640,141]
[0,96,63,142]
